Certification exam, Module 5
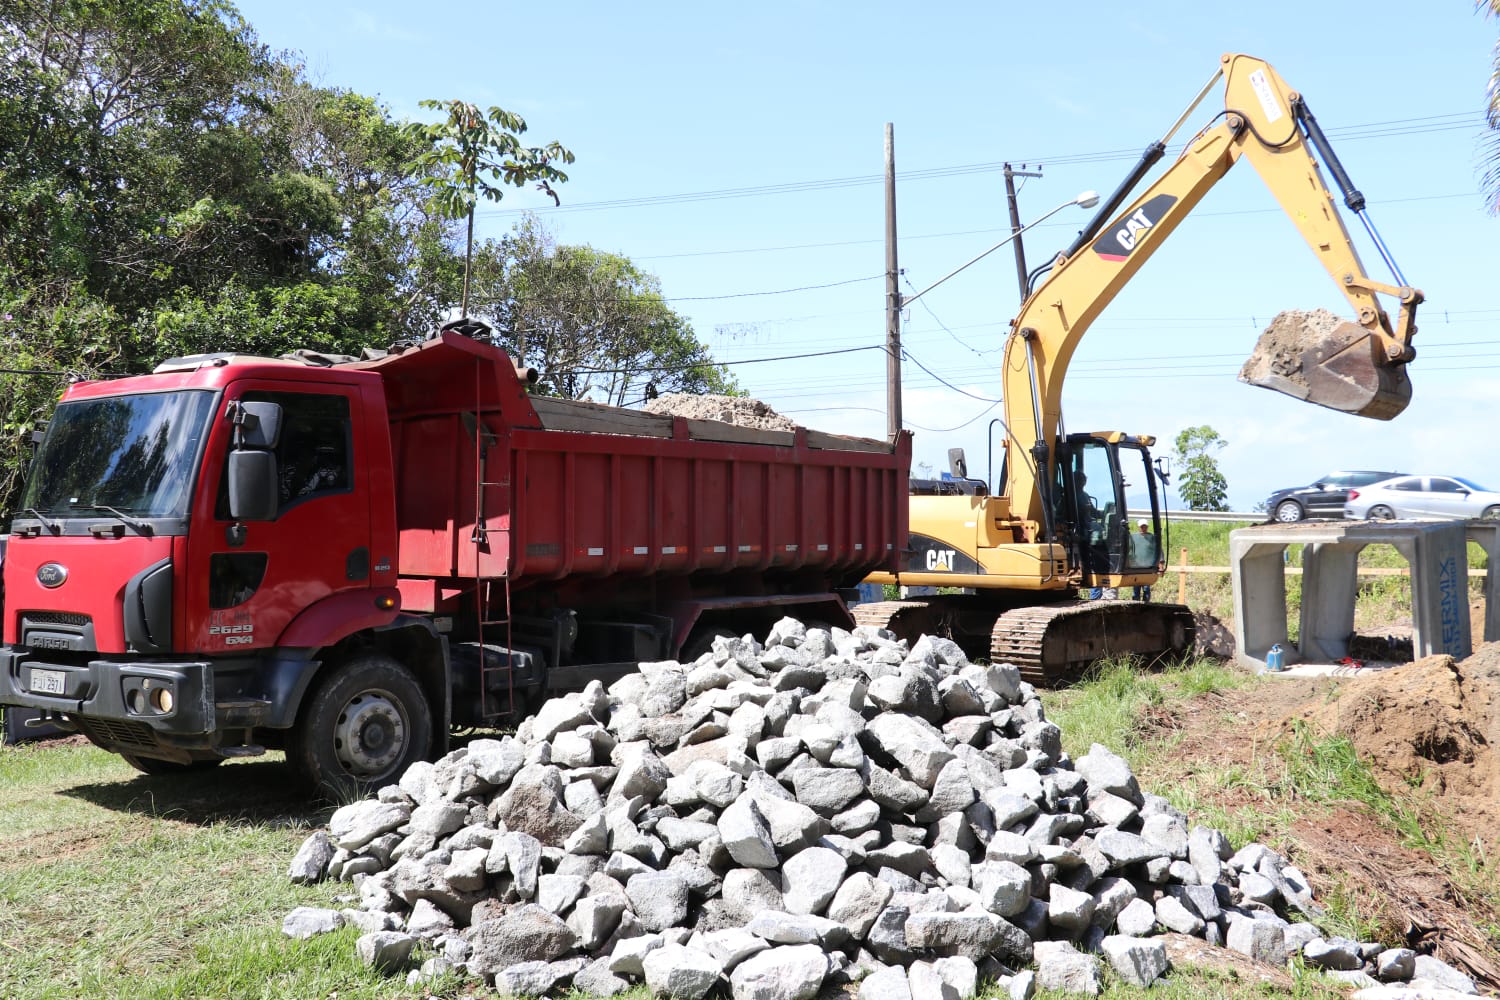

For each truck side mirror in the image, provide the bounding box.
[228,450,278,521]
[947,448,969,480]
[235,401,283,449]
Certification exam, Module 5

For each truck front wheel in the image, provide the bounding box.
[288,653,433,799]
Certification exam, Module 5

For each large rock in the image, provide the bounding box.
[287,832,335,884]
[864,714,954,787]
[1099,935,1169,987]
[860,964,913,1000]
[1075,744,1142,804]
[354,930,416,973]
[1034,940,1101,996]
[729,943,829,1000]
[329,801,410,851]
[467,904,578,978]
[780,847,847,916]
[825,872,892,939]
[1226,916,1287,966]
[642,943,724,1000]
[626,870,690,932]
[718,794,779,868]
[489,764,582,846]
[790,767,865,814]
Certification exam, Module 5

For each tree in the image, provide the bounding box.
[1174,425,1229,511]
[405,101,573,318]
[1486,1,1500,211]
[467,218,740,404]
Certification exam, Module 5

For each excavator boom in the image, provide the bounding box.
[1003,52,1422,532]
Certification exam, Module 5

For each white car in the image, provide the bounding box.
[1344,475,1500,521]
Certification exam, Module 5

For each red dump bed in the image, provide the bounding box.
[354,332,910,592]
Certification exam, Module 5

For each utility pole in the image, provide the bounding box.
[884,123,902,440]
[1003,163,1043,300]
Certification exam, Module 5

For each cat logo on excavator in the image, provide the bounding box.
[1092,194,1178,262]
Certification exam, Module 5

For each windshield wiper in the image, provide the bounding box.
[87,504,153,535]
[18,507,61,534]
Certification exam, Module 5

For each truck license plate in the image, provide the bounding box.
[29,668,65,695]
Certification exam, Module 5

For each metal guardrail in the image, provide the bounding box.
[1129,508,1262,523]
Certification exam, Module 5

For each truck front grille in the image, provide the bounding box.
[76,717,157,751]
[22,611,92,628]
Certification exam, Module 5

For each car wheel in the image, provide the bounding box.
[1273,499,1304,523]
[287,653,433,800]
[1483,506,1500,521]
[1369,505,1396,520]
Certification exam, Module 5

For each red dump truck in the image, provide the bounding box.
[0,328,909,794]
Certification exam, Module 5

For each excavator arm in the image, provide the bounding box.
[1001,52,1422,533]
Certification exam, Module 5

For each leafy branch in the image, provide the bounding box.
[405,101,573,318]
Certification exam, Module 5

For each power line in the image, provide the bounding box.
[666,273,883,302]
[479,112,1484,219]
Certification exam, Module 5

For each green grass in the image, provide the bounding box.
[0,743,469,1000]
[1043,656,1247,762]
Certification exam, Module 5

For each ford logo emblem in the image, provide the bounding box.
[37,563,68,589]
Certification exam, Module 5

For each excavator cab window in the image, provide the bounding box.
[1061,438,1129,582]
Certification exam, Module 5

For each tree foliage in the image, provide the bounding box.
[1173,424,1229,511]
[0,0,736,514]
[405,101,573,316]
[1484,0,1500,212]
[468,219,739,405]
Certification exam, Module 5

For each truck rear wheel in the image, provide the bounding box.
[288,653,433,799]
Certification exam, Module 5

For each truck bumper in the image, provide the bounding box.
[0,648,315,758]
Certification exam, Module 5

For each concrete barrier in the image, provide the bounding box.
[1230,520,1482,671]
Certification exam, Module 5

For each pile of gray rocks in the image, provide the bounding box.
[282,619,1481,999]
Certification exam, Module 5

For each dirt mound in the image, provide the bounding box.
[642,393,798,431]
[1294,647,1500,837]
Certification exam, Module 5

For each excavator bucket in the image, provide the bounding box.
[1238,309,1412,421]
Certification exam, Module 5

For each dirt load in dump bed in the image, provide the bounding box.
[642,393,799,431]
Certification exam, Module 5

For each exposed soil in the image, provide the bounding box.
[1238,307,1346,391]
[641,393,798,430]
[1148,612,1500,990]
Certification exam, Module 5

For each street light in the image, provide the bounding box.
[900,190,1100,308]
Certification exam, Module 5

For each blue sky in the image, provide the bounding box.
[236,1,1499,510]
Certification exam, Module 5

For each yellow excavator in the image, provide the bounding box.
[858,53,1422,685]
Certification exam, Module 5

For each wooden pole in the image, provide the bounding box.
[1177,545,1188,604]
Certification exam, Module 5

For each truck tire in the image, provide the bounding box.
[288,653,433,799]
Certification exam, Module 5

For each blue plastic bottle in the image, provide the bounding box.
[1266,644,1285,672]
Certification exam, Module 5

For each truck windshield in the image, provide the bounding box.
[19,390,217,520]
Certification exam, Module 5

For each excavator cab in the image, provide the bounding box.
[1057,434,1163,588]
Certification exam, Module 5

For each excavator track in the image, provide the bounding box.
[850,600,937,639]
[853,596,1195,688]
[991,600,1196,688]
